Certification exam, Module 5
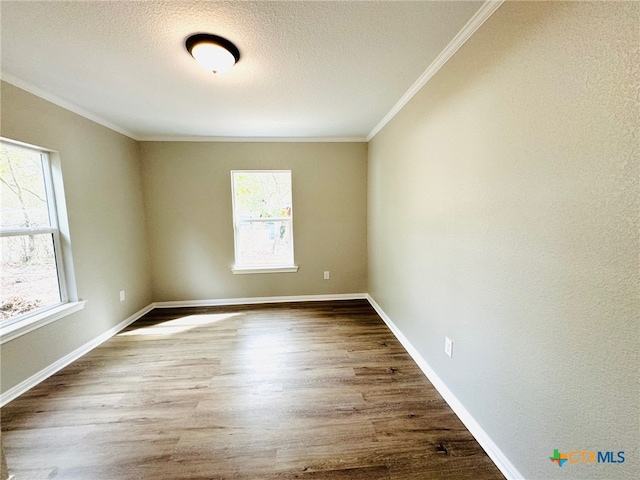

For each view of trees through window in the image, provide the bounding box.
[232,171,294,267]
[1,142,61,322]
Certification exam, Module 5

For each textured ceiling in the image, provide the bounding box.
[0,1,484,140]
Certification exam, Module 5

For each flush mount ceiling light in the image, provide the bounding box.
[185,33,240,74]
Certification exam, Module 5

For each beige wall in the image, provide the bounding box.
[0,88,367,394]
[140,141,367,301]
[368,2,638,479]
[0,81,153,393]
[1,2,638,477]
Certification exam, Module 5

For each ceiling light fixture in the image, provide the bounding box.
[185,34,240,74]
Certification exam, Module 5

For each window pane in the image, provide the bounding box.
[1,234,61,322]
[233,172,292,219]
[237,220,293,266]
[1,142,50,230]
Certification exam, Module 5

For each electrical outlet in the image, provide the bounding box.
[324,271,330,280]
[119,290,126,302]
[444,337,453,358]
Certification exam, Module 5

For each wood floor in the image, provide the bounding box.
[1,300,504,479]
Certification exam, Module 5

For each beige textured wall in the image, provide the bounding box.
[368,2,638,479]
[0,82,153,393]
[140,142,367,301]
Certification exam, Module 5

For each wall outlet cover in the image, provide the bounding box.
[445,336,453,358]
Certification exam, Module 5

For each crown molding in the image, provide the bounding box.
[1,74,140,140]
[137,136,367,143]
[3,0,503,144]
[1,75,366,143]
[367,0,505,141]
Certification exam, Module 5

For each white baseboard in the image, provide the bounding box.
[366,294,523,480]
[2,292,521,480]
[152,293,368,308]
[0,294,365,406]
[0,304,153,407]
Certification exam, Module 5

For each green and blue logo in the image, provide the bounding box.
[550,449,625,467]
[549,449,568,467]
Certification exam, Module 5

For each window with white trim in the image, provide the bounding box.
[231,170,297,273]
[1,139,82,342]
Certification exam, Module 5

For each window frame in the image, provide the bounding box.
[0,138,84,345]
[230,170,298,274]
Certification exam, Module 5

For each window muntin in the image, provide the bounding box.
[231,170,295,269]
[1,140,67,324]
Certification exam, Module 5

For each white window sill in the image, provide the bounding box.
[0,301,86,345]
[231,266,299,275]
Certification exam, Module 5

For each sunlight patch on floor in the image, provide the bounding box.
[119,313,240,336]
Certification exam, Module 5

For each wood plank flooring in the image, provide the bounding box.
[1,300,504,479]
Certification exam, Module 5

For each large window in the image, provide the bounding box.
[1,139,82,343]
[231,170,297,273]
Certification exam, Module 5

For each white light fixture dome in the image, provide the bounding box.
[186,34,240,74]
